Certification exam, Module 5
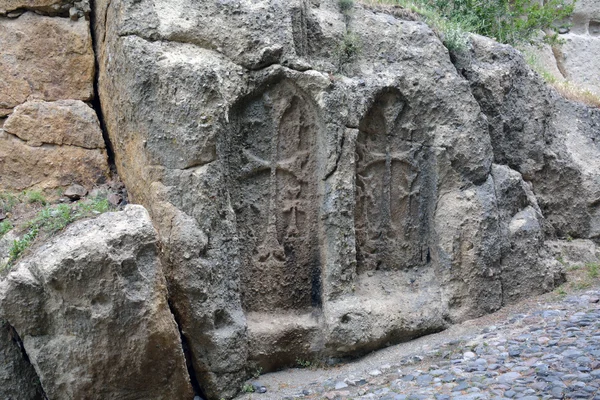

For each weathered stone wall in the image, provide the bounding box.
[556,0,600,95]
[91,1,599,398]
[0,0,598,399]
[0,3,108,192]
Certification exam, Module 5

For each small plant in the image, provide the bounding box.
[296,358,311,368]
[25,190,47,206]
[0,192,19,213]
[336,32,362,71]
[8,227,39,262]
[587,262,599,279]
[555,286,567,296]
[242,383,255,393]
[0,221,12,238]
[339,0,354,13]
[252,366,263,379]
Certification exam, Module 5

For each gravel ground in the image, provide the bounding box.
[236,287,600,400]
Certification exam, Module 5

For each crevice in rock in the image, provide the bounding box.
[89,0,116,172]
[323,130,346,181]
[167,299,206,400]
[4,322,48,400]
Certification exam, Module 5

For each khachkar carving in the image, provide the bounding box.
[229,81,321,313]
[355,89,425,273]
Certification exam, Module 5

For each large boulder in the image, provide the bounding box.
[0,12,95,116]
[92,1,578,398]
[0,206,194,399]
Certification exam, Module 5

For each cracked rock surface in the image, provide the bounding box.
[0,206,194,400]
[92,0,600,397]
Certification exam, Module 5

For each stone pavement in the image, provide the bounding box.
[238,289,600,400]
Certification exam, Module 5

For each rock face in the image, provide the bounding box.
[454,34,600,240]
[0,10,108,192]
[4,100,105,149]
[557,0,600,95]
[0,206,194,399]
[0,12,95,116]
[0,0,73,15]
[0,321,45,400]
[90,1,600,398]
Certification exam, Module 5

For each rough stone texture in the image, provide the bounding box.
[0,320,45,400]
[0,206,194,400]
[90,1,596,398]
[0,127,108,192]
[0,12,95,117]
[454,34,600,241]
[556,0,600,95]
[4,100,105,149]
[0,0,73,15]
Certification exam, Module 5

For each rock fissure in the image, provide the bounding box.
[88,0,116,170]
[167,299,207,400]
[2,321,47,400]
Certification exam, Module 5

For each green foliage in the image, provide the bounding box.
[587,262,599,279]
[3,196,117,269]
[242,383,255,393]
[339,0,355,13]
[296,358,311,368]
[0,221,12,238]
[251,366,263,379]
[0,192,19,213]
[25,190,47,206]
[375,0,575,50]
[9,227,39,262]
[336,32,362,71]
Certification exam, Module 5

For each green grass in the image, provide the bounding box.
[8,227,39,262]
[2,196,117,269]
[587,263,599,279]
[25,190,46,206]
[0,192,19,213]
[365,0,575,51]
[0,221,12,238]
[336,31,362,71]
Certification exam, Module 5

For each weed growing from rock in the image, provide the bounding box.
[366,0,576,51]
[0,221,12,238]
[339,0,355,14]
[1,195,118,271]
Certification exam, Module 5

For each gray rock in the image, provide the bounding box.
[90,0,600,397]
[0,320,44,400]
[64,183,88,200]
[0,206,194,399]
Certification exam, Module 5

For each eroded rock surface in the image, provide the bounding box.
[0,206,194,399]
[89,1,600,398]
[0,320,44,400]
[557,0,600,95]
[0,12,95,116]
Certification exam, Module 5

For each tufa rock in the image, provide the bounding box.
[3,100,106,149]
[0,129,108,192]
[0,320,45,400]
[0,0,74,15]
[92,0,600,397]
[0,12,95,116]
[64,184,88,200]
[0,205,194,399]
